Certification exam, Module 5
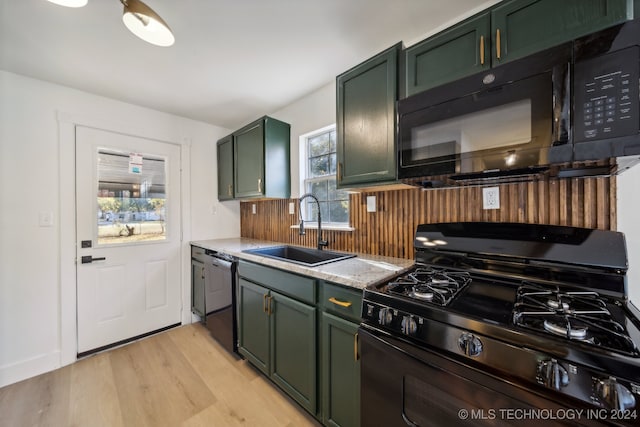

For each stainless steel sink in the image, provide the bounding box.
[242,245,356,267]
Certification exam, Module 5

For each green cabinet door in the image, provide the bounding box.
[191,259,205,318]
[217,134,234,201]
[337,43,400,187]
[492,0,632,65]
[270,292,317,414]
[322,312,360,427]
[232,116,291,199]
[234,121,264,198]
[237,278,270,375]
[405,13,490,96]
[263,117,291,199]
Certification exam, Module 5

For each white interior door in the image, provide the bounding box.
[76,126,182,354]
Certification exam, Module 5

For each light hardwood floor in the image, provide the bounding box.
[0,323,321,426]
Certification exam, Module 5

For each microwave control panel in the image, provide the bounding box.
[574,46,639,143]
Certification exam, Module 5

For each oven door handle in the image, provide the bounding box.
[401,412,419,427]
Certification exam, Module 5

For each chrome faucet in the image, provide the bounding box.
[298,193,328,250]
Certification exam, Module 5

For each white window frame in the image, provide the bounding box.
[296,125,353,231]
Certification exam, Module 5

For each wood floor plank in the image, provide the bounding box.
[109,331,216,426]
[0,364,71,426]
[68,352,124,427]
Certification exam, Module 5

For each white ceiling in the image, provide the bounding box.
[0,0,498,130]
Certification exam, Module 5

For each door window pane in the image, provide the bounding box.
[97,150,167,245]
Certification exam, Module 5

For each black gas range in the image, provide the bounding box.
[360,222,640,426]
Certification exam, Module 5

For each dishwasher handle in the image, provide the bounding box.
[209,257,233,270]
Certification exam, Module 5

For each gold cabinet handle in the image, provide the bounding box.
[228,184,232,196]
[354,332,359,361]
[337,162,343,181]
[328,297,352,308]
[268,296,273,315]
[258,178,262,193]
[480,35,485,65]
[496,28,501,60]
[263,293,268,313]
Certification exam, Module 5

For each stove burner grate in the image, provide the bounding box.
[513,282,638,356]
[387,267,471,306]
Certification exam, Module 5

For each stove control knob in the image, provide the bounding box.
[458,332,483,357]
[537,359,569,390]
[378,307,393,326]
[401,316,417,336]
[595,377,636,411]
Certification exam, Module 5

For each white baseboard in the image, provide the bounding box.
[0,351,61,388]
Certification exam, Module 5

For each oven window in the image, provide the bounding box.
[408,99,532,165]
[404,374,528,426]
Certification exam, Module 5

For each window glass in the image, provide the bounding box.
[303,128,349,224]
[97,150,167,244]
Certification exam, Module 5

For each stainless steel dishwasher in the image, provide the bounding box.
[191,246,237,354]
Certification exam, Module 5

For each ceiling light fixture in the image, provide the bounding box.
[46,0,175,47]
[46,0,88,7]
[120,0,175,47]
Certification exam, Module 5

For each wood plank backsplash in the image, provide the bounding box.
[240,175,616,260]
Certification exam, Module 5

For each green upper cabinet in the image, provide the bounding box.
[405,0,634,96]
[336,43,401,188]
[492,0,632,65]
[233,116,290,199]
[405,13,491,96]
[216,134,234,201]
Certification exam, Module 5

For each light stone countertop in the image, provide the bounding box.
[190,237,414,290]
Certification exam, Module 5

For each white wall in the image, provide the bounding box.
[270,81,336,198]
[0,70,238,387]
[617,165,640,306]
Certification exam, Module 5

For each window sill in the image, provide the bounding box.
[289,224,354,232]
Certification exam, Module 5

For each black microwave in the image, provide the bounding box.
[397,18,640,180]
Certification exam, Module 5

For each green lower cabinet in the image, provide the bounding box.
[237,279,270,374]
[237,273,317,415]
[322,312,360,427]
[271,292,317,414]
[238,264,363,426]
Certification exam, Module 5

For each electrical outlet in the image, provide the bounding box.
[252,204,257,214]
[289,202,295,215]
[39,211,54,227]
[366,196,376,213]
[482,187,500,210]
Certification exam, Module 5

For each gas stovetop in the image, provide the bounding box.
[361,222,640,413]
[375,266,639,357]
